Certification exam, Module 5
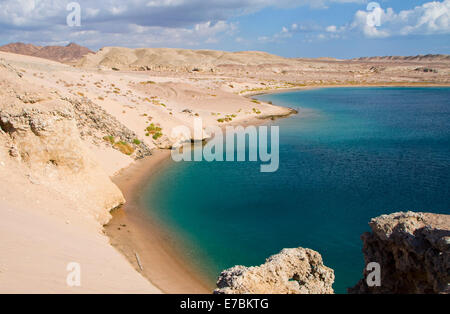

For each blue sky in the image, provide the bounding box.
[0,0,449,58]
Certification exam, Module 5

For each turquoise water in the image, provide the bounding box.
[143,87,450,293]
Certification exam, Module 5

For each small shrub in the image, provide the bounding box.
[133,139,141,145]
[152,132,163,140]
[145,123,162,137]
[114,142,135,155]
[103,136,115,145]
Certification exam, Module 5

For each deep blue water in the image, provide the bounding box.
[143,87,450,293]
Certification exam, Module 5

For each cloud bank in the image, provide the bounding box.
[0,0,364,48]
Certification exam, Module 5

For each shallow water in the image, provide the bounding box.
[143,87,450,293]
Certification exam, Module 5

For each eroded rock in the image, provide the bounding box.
[214,247,335,294]
[0,64,125,224]
[349,212,450,294]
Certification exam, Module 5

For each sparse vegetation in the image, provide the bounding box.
[103,135,115,145]
[145,123,163,140]
[145,123,162,133]
[218,114,235,123]
[114,141,135,155]
[152,132,163,140]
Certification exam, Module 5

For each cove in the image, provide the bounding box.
[143,87,450,293]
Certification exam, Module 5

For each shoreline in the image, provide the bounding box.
[242,82,450,97]
[105,149,213,294]
[104,83,449,294]
[104,106,297,294]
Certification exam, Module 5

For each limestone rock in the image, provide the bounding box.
[215,247,335,294]
[65,97,151,159]
[0,64,125,224]
[349,211,450,294]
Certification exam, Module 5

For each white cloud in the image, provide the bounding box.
[352,0,450,38]
[326,25,337,32]
[1,0,445,49]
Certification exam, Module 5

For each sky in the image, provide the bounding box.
[0,0,449,58]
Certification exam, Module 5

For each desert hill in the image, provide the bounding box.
[0,42,93,63]
[76,47,290,70]
[353,54,450,62]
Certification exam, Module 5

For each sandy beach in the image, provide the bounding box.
[105,150,213,293]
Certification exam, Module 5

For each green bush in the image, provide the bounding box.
[152,132,163,140]
[145,123,162,134]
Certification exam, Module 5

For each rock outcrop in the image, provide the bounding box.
[0,59,125,224]
[214,248,335,294]
[350,212,450,294]
[66,97,152,159]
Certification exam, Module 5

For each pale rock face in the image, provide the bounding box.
[215,247,335,294]
[0,62,125,224]
[350,212,450,294]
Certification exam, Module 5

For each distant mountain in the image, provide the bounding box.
[353,54,450,62]
[0,42,94,63]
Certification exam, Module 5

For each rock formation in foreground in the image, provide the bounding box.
[350,212,449,294]
[214,248,335,294]
[0,58,126,224]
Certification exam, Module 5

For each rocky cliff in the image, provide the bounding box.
[215,212,449,294]
[214,247,335,294]
[0,58,126,224]
[350,212,449,294]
